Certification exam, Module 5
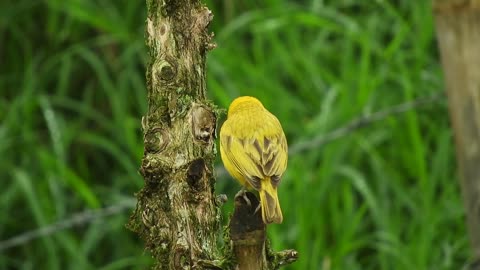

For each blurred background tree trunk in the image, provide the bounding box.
[127,0,219,269]
[433,0,480,268]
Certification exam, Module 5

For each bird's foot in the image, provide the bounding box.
[235,188,251,207]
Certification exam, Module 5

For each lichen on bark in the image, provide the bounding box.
[127,0,218,269]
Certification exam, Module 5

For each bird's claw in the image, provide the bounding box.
[254,204,261,215]
[235,188,251,207]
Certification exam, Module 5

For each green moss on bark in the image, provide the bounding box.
[127,0,218,269]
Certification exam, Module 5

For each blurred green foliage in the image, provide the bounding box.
[0,0,469,269]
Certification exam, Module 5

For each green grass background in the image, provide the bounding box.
[0,0,470,269]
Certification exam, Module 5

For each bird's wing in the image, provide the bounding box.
[220,119,287,190]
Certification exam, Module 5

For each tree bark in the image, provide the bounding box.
[230,192,268,269]
[127,0,219,269]
[230,191,298,270]
[433,1,480,268]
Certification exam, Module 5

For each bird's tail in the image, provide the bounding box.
[259,179,283,224]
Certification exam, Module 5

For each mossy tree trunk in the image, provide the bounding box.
[433,1,480,268]
[127,0,219,269]
[128,1,298,269]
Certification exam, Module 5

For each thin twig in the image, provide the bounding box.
[0,199,135,252]
[1,93,444,251]
[289,93,445,155]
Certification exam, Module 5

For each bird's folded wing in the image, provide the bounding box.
[220,132,287,189]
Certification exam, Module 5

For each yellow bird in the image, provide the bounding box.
[219,96,288,224]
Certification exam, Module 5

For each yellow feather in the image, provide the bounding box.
[219,96,287,224]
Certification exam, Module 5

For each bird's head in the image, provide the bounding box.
[228,96,264,116]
